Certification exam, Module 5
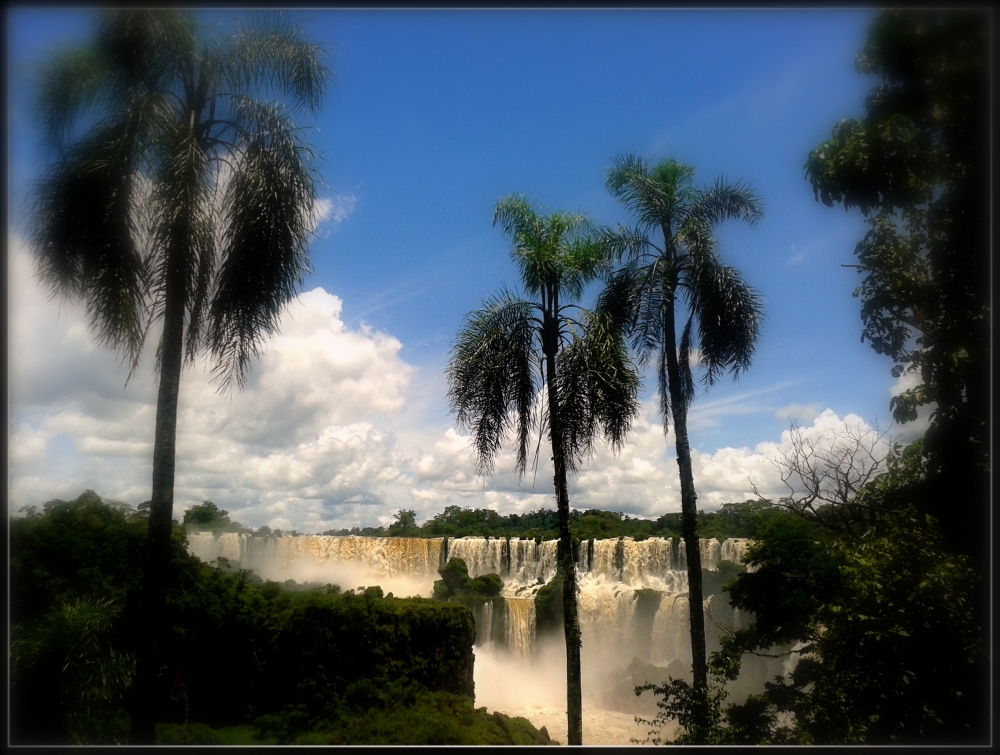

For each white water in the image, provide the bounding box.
[187,532,771,744]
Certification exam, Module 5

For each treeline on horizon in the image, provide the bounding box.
[177,497,795,542]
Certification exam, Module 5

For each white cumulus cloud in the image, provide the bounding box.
[9,230,900,534]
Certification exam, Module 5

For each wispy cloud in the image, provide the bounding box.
[312,193,357,236]
[787,239,828,266]
[652,66,806,155]
[775,402,822,422]
[687,380,798,429]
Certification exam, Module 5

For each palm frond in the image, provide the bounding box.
[596,224,650,264]
[557,309,641,468]
[494,195,552,299]
[594,260,640,335]
[95,10,197,98]
[222,12,331,114]
[649,158,697,211]
[657,337,671,435]
[685,257,764,386]
[147,115,216,373]
[494,197,604,304]
[26,120,150,372]
[607,154,700,231]
[675,213,719,265]
[691,176,764,228]
[209,112,315,392]
[559,234,608,302]
[597,260,664,367]
[447,293,538,477]
[33,46,113,155]
[606,153,665,230]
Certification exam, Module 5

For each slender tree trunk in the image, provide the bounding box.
[544,312,583,746]
[662,296,709,742]
[129,250,186,745]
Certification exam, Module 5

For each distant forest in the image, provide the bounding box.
[179,498,790,541]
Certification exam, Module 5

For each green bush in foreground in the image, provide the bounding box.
[156,690,553,745]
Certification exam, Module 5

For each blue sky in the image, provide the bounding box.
[7,8,914,531]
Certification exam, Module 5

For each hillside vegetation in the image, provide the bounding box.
[10,491,552,745]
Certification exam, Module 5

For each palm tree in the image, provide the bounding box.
[447,195,640,746]
[602,155,763,741]
[25,10,330,743]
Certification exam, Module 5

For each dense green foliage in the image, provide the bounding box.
[10,492,555,746]
[804,9,989,561]
[182,501,249,532]
[641,450,985,745]
[156,695,552,745]
[640,502,984,744]
[432,557,504,602]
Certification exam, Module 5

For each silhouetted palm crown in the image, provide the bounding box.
[602,155,764,423]
[27,10,330,389]
[448,194,639,481]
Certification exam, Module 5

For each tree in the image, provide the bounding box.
[803,10,989,565]
[603,155,763,741]
[390,508,418,532]
[182,501,231,529]
[447,195,639,745]
[25,10,330,743]
[756,421,896,541]
[708,470,984,743]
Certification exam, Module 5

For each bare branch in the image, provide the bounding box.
[771,420,897,540]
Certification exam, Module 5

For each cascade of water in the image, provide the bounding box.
[721,538,752,566]
[186,532,443,589]
[473,600,494,646]
[446,537,507,579]
[506,538,559,586]
[184,533,767,675]
[504,598,536,662]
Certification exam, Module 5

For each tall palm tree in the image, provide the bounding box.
[447,195,640,746]
[602,155,763,741]
[25,10,330,743]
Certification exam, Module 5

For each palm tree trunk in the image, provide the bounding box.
[662,301,709,741]
[129,250,186,745]
[544,316,583,746]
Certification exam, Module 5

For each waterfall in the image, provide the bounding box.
[473,600,494,646]
[504,598,536,662]
[186,532,778,695]
[186,532,443,597]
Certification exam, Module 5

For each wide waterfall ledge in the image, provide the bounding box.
[185,533,762,665]
[186,532,791,730]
